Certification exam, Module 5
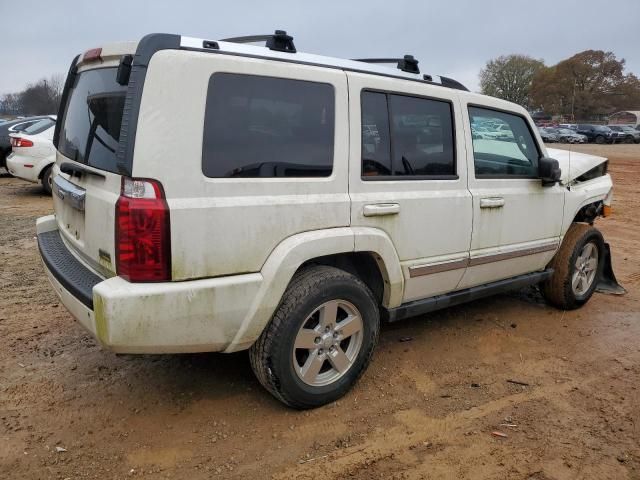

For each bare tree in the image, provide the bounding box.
[1,73,64,116]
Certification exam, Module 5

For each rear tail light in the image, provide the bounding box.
[10,137,33,148]
[115,177,171,282]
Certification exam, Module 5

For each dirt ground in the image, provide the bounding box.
[1,144,639,480]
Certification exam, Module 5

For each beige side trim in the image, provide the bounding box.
[468,242,558,267]
[408,258,469,278]
[408,241,558,278]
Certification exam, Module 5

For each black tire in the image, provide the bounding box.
[41,165,53,195]
[249,265,380,409]
[541,223,605,310]
[625,135,633,144]
[595,135,605,144]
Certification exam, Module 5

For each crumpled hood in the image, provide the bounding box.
[546,148,608,184]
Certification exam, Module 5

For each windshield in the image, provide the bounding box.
[58,67,127,173]
[23,118,55,135]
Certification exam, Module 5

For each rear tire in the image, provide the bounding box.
[41,165,53,195]
[541,223,604,310]
[249,265,380,409]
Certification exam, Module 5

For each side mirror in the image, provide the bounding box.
[539,156,561,186]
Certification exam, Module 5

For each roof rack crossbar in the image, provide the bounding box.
[353,55,420,74]
[220,30,296,53]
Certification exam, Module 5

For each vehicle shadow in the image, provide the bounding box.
[102,286,547,410]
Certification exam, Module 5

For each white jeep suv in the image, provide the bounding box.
[37,31,619,408]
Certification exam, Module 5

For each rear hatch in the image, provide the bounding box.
[53,44,135,278]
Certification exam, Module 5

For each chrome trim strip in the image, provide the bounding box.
[53,175,86,212]
[468,242,559,267]
[409,258,469,278]
[408,242,559,278]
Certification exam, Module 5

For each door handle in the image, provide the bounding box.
[363,203,400,217]
[480,197,505,209]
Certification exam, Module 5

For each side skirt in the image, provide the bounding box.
[387,269,553,323]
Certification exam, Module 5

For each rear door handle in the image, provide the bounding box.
[363,203,400,217]
[480,197,505,209]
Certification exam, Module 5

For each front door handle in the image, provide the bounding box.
[480,197,505,209]
[363,203,400,217]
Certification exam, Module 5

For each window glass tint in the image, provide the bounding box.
[469,107,539,177]
[58,67,127,173]
[389,95,455,176]
[23,118,55,135]
[361,91,391,176]
[202,73,335,178]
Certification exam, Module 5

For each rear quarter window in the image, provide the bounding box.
[202,73,335,178]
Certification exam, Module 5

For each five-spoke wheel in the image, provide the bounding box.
[250,265,379,409]
[293,300,363,387]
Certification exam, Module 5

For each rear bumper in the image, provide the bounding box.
[6,152,42,183]
[37,215,263,354]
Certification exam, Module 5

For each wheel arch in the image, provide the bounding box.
[37,160,54,179]
[224,227,404,352]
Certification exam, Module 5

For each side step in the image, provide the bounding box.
[387,269,553,323]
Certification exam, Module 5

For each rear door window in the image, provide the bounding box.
[58,67,127,173]
[202,73,335,178]
[360,91,456,178]
[361,91,392,176]
[389,94,455,176]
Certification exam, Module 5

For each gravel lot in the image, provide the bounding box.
[1,144,639,479]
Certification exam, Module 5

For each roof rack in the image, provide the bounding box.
[353,55,420,74]
[221,30,296,53]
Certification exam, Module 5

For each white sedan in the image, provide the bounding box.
[6,116,56,194]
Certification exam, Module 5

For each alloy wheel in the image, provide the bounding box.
[292,300,364,387]
[572,242,599,296]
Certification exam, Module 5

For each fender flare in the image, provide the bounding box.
[224,227,404,352]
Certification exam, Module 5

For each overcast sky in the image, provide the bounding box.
[1,0,639,95]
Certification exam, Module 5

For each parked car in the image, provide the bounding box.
[575,124,618,144]
[1,115,53,169]
[552,128,587,144]
[558,123,578,130]
[538,127,559,143]
[6,116,56,193]
[608,125,640,144]
[37,32,618,409]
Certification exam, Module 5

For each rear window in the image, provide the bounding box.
[58,67,126,173]
[202,73,335,178]
[23,118,55,135]
[361,91,456,178]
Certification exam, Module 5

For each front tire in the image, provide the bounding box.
[595,135,605,144]
[541,223,604,310]
[249,265,380,409]
[41,165,53,195]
